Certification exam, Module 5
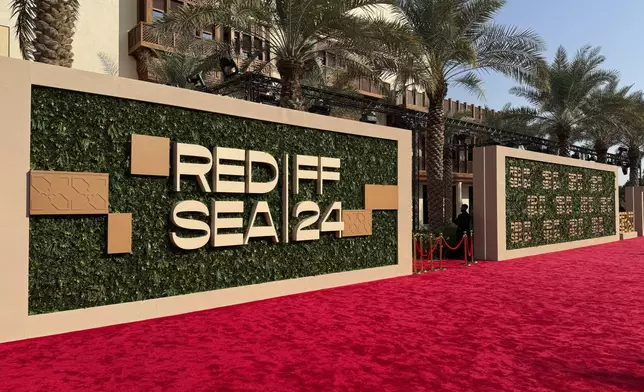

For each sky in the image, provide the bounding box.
[449,0,644,109]
[446,0,644,185]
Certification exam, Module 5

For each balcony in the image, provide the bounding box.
[351,77,390,99]
[128,22,177,54]
[322,66,390,99]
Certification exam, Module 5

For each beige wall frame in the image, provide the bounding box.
[473,146,619,261]
[0,57,412,343]
[624,186,644,236]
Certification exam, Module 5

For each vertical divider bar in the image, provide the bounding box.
[283,153,289,243]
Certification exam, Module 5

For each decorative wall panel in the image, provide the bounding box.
[505,157,616,250]
[29,171,108,215]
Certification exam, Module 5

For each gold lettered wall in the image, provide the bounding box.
[473,146,619,261]
[0,57,412,343]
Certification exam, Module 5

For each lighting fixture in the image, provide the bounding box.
[359,111,378,124]
[308,99,331,116]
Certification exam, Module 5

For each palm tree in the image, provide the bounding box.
[391,0,545,230]
[158,0,411,110]
[580,80,633,163]
[147,37,225,88]
[506,45,618,158]
[619,91,644,184]
[10,0,80,66]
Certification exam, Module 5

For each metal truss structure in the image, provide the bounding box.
[205,73,630,230]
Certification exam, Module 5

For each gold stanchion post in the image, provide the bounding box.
[438,234,444,270]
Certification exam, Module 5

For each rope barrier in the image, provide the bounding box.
[412,231,477,273]
[440,235,466,251]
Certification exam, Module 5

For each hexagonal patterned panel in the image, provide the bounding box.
[342,210,373,237]
[29,171,109,215]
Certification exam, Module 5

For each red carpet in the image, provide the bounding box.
[2,239,644,391]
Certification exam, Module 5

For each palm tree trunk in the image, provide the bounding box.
[556,127,570,157]
[594,140,608,163]
[33,0,76,67]
[277,59,304,110]
[443,145,453,225]
[628,145,640,185]
[425,98,446,232]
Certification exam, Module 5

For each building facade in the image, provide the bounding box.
[0,0,139,78]
[0,0,488,226]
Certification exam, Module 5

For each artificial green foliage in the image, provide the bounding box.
[505,157,616,250]
[29,87,398,314]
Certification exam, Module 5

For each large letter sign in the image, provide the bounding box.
[170,143,344,250]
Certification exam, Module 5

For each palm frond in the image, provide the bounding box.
[453,71,485,99]
[10,0,36,60]
[97,52,119,76]
[470,24,545,84]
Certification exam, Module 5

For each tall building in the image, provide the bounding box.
[0,0,490,225]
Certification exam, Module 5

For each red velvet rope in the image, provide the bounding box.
[441,235,466,251]
[429,238,440,254]
[415,240,428,258]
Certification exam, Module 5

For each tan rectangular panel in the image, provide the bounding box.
[364,184,398,210]
[29,171,109,215]
[130,134,170,176]
[625,186,635,212]
[342,210,372,237]
[0,58,412,343]
[108,213,132,254]
[473,146,620,261]
[620,232,637,240]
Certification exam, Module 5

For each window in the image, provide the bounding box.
[254,37,263,60]
[170,0,183,10]
[234,32,240,54]
[242,34,251,58]
[223,27,231,45]
[327,52,336,68]
[152,0,166,22]
[152,10,165,22]
[153,0,166,10]
[200,27,213,40]
[264,41,270,62]
[416,91,424,106]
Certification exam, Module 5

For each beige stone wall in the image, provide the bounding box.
[473,146,620,261]
[0,57,412,343]
[0,1,19,58]
[0,24,8,57]
[0,0,138,78]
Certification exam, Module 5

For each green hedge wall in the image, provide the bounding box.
[29,87,398,314]
[505,157,616,250]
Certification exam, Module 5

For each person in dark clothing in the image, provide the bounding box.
[453,204,471,257]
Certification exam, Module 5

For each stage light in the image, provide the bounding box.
[257,91,277,105]
[220,57,239,79]
[359,111,378,124]
[186,72,205,88]
[308,99,331,116]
